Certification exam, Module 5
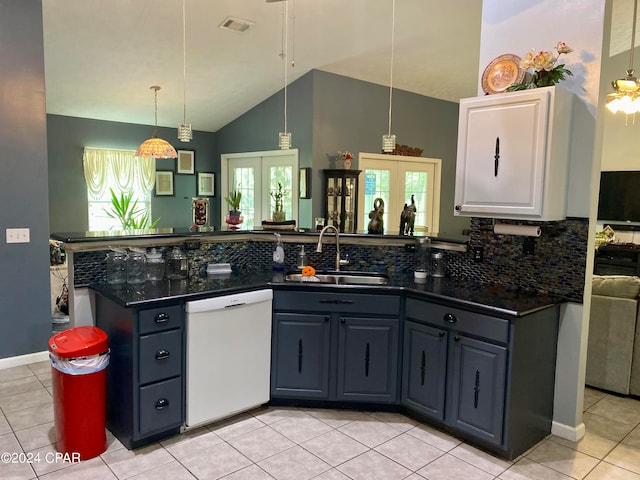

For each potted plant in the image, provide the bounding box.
[271,182,286,222]
[104,188,159,230]
[225,190,242,216]
[224,189,243,229]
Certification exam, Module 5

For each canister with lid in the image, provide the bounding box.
[431,251,445,278]
[106,251,127,285]
[145,248,165,281]
[126,250,146,284]
[166,246,188,280]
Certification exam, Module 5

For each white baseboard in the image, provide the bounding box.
[0,351,49,370]
[551,420,586,442]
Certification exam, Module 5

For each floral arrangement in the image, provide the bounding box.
[507,42,574,91]
[338,151,353,168]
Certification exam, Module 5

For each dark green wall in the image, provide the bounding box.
[0,0,51,358]
[47,115,217,232]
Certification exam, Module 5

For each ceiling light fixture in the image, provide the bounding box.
[278,0,291,150]
[136,86,177,159]
[178,0,192,142]
[382,0,397,153]
[606,0,640,124]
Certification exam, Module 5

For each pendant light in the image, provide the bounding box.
[136,86,178,158]
[382,0,397,153]
[606,0,640,124]
[278,0,291,149]
[177,0,192,142]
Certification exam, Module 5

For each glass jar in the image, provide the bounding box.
[126,251,146,284]
[431,251,445,278]
[106,251,127,285]
[145,248,165,281]
[166,246,188,280]
[414,237,431,281]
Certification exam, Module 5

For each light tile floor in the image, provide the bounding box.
[2,362,640,479]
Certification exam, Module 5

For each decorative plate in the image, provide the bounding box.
[481,54,525,94]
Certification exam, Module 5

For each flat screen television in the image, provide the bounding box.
[598,171,640,224]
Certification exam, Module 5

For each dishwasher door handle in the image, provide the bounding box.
[224,302,247,309]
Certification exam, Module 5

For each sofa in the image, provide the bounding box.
[586,275,640,395]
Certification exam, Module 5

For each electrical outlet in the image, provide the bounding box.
[472,246,483,263]
[523,237,536,255]
[6,228,30,244]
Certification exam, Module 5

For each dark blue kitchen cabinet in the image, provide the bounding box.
[449,334,507,445]
[272,289,401,404]
[271,312,331,399]
[403,295,560,459]
[337,316,399,402]
[401,321,447,421]
[95,294,184,449]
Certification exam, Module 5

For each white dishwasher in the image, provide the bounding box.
[184,289,273,429]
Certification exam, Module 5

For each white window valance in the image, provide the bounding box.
[83,148,156,199]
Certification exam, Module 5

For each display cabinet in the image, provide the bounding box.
[323,169,361,233]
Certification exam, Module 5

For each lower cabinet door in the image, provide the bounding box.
[401,321,447,421]
[448,334,507,446]
[271,313,331,398]
[337,316,399,402]
[139,377,182,435]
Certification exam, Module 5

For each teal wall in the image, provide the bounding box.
[0,0,51,358]
[47,115,218,232]
[215,70,469,235]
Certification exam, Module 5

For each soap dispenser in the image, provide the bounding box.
[297,245,308,269]
[273,233,285,271]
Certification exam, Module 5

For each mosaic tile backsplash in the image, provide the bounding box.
[73,217,588,303]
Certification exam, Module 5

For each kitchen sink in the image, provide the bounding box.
[284,271,389,285]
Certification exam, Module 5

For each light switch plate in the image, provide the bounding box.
[6,228,30,243]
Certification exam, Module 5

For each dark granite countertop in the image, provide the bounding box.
[51,228,468,245]
[90,269,563,318]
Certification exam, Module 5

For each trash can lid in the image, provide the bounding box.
[49,326,108,358]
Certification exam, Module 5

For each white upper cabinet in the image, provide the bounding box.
[454,86,573,220]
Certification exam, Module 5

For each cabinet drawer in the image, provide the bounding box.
[138,304,183,334]
[139,377,182,435]
[406,298,509,344]
[139,329,182,385]
[275,291,399,316]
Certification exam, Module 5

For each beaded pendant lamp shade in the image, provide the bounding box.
[136,86,178,158]
[177,0,192,142]
[382,0,397,152]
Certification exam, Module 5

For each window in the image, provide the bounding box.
[220,150,299,229]
[358,153,441,234]
[83,148,156,231]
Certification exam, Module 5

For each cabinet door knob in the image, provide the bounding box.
[454,336,460,342]
[155,398,170,410]
[340,318,346,324]
[438,331,445,337]
[155,349,170,360]
[444,313,457,323]
[155,312,169,324]
[455,205,461,211]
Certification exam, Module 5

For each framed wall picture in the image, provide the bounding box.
[197,172,215,196]
[299,167,311,199]
[177,149,195,175]
[155,170,174,196]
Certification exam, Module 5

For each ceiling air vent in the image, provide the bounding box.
[219,17,254,33]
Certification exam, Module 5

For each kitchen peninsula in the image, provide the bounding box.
[51,228,563,459]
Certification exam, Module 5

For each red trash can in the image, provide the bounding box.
[49,326,109,460]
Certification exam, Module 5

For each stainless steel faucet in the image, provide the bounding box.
[316,225,347,271]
